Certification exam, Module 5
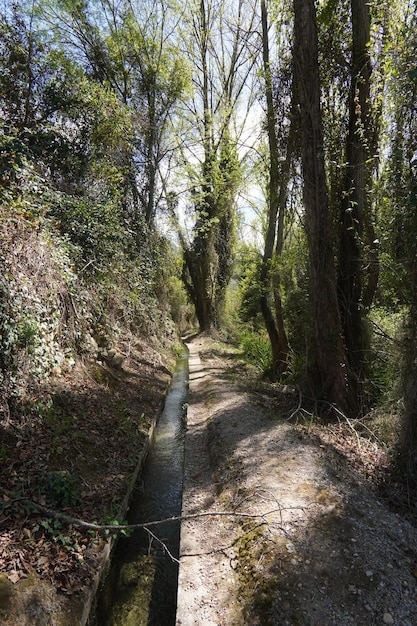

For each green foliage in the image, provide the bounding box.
[220,279,243,343]
[31,516,85,557]
[239,330,273,376]
[43,0,188,225]
[167,275,194,333]
[0,137,30,187]
[0,4,101,190]
[183,132,242,330]
[279,248,310,374]
[234,234,311,382]
[367,309,405,404]
[0,3,53,131]
[103,516,131,539]
[39,470,81,508]
[0,208,78,403]
[236,244,263,326]
[46,195,131,269]
[2,0,413,431]
[374,250,408,309]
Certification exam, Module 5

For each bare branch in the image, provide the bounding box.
[3,497,309,535]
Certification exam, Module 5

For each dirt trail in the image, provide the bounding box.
[176,335,417,626]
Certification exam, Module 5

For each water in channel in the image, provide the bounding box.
[93,349,188,626]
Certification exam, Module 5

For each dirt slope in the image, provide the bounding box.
[176,335,417,626]
[0,336,174,626]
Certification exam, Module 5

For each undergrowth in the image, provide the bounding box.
[239,330,273,377]
[0,178,186,418]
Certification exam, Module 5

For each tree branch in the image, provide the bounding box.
[3,497,308,535]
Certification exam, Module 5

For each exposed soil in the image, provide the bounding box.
[0,334,175,625]
[177,335,417,626]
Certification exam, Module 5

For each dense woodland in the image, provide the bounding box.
[0,0,416,482]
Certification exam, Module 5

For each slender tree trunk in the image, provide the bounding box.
[337,0,373,379]
[259,0,289,377]
[403,253,417,478]
[293,0,358,416]
[404,337,417,460]
[144,84,157,226]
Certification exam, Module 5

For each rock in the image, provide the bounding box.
[383,613,394,624]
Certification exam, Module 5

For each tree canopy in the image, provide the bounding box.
[1,0,417,473]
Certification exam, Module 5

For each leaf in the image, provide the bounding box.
[7,570,20,584]
[36,555,49,568]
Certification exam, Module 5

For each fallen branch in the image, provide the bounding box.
[2,497,308,535]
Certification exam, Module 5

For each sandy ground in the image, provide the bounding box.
[176,335,417,626]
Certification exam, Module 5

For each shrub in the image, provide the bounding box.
[367,308,405,404]
[39,470,81,508]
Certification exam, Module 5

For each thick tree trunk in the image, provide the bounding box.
[169,198,216,332]
[178,0,236,333]
[259,0,289,377]
[182,229,217,332]
[293,0,358,416]
[337,0,373,379]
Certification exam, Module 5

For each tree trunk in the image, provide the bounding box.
[403,257,417,478]
[259,0,289,377]
[337,0,373,379]
[176,0,240,333]
[181,219,217,332]
[167,194,215,332]
[293,0,358,416]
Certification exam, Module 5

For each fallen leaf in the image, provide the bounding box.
[7,570,20,584]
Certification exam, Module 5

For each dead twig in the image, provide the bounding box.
[143,525,180,563]
[287,387,303,422]
[329,403,362,449]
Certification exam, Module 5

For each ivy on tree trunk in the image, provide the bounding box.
[337,0,374,384]
[293,0,359,416]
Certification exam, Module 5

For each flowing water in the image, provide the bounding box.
[92,349,188,626]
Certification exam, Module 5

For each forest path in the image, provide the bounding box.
[176,335,417,626]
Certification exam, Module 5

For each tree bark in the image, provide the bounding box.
[259,0,289,377]
[177,0,251,332]
[293,0,358,415]
[337,0,373,379]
